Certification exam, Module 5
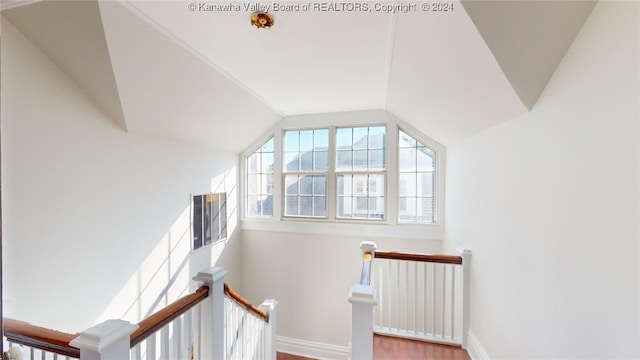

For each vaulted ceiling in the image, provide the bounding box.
[1,0,597,151]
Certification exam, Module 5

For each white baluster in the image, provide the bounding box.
[414,261,418,334]
[396,261,400,332]
[441,264,446,339]
[451,264,456,340]
[387,260,392,330]
[423,262,427,336]
[404,261,408,333]
[146,333,156,360]
[377,262,383,329]
[160,326,169,358]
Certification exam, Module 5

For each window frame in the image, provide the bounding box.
[282,128,330,219]
[240,111,445,240]
[191,192,228,252]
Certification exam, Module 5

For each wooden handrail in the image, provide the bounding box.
[375,251,463,265]
[360,252,373,285]
[224,283,269,322]
[130,285,210,347]
[3,318,80,358]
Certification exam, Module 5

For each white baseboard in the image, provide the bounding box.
[466,329,491,360]
[277,336,350,360]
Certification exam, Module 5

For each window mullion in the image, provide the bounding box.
[328,126,337,221]
[274,131,283,220]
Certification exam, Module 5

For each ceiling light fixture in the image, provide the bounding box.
[251,12,274,28]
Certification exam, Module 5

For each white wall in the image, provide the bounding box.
[242,230,442,349]
[1,19,243,332]
[445,2,640,358]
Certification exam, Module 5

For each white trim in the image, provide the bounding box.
[277,336,350,360]
[242,218,443,240]
[466,329,491,360]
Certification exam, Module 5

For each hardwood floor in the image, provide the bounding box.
[276,335,470,360]
[276,352,316,360]
[373,335,470,360]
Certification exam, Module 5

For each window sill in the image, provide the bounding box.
[240,218,443,240]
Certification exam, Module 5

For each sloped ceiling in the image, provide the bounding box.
[1,0,596,149]
[461,0,597,109]
[1,0,128,131]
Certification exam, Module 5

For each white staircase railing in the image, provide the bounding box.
[349,242,471,359]
[129,285,209,360]
[372,249,471,347]
[3,266,277,360]
[224,291,277,360]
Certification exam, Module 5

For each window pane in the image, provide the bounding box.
[193,193,227,249]
[299,196,313,216]
[369,126,385,148]
[353,128,368,149]
[337,175,352,196]
[338,196,350,217]
[246,137,275,218]
[369,149,384,170]
[262,137,274,152]
[265,174,275,194]
[418,197,434,222]
[285,175,299,195]
[262,152,274,172]
[336,128,352,149]
[353,150,367,170]
[193,195,204,248]
[369,197,383,219]
[300,130,313,151]
[398,129,436,223]
[369,174,384,196]
[399,173,416,196]
[247,153,259,174]
[247,195,262,217]
[368,197,378,211]
[314,151,328,171]
[285,131,299,151]
[417,147,435,170]
[399,197,407,212]
[399,197,417,221]
[262,196,273,216]
[337,150,352,171]
[300,152,313,171]
[285,152,299,172]
[247,175,260,195]
[313,196,326,217]
[399,130,416,148]
[286,196,299,216]
[419,172,434,197]
[356,197,368,210]
[399,148,416,172]
[313,176,326,195]
[353,174,367,195]
[299,176,313,195]
[314,129,329,149]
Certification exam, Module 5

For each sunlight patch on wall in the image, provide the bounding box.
[95,167,238,326]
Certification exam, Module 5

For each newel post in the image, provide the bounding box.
[193,267,228,360]
[259,299,279,360]
[457,248,472,349]
[349,241,378,360]
[70,319,138,360]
